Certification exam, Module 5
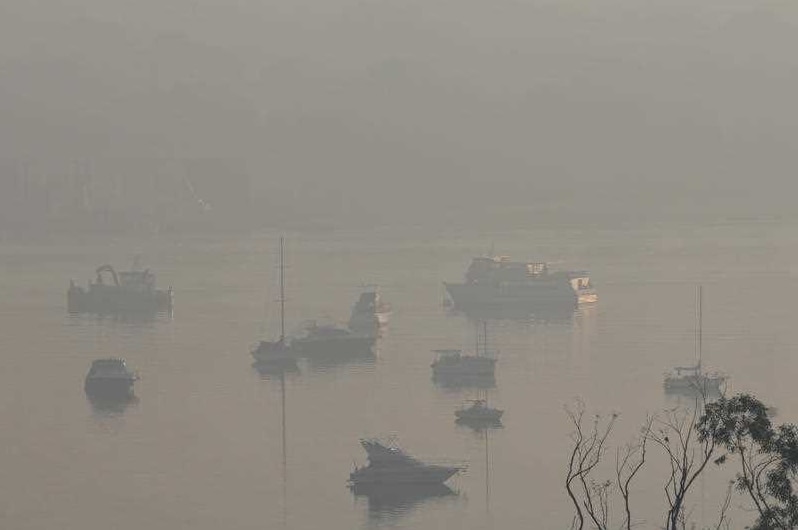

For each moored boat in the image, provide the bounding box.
[454,399,504,425]
[664,286,727,397]
[291,320,376,356]
[444,255,596,314]
[251,237,297,366]
[349,439,463,486]
[348,288,391,337]
[68,265,172,315]
[84,358,138,399]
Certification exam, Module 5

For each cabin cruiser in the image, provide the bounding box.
[84,358,138,399]
[68,264,172,314]
[348,288,391,337]
[349,439,462,486]
[454,399,503,425]
[444,255,596,313]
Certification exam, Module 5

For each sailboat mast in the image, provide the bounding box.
[697,285,703,371]
[280,236,285,343]
[483,321,488,356]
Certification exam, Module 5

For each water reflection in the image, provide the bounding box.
[432,373,496,392]
[252,359,300,380]
[303,349,377,373]
[253,363,292,528]
[453,305,578,324]
[352,483,457,522]
[67,310,173,329]
[455,415,504,431]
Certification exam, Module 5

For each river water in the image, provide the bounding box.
[1,221,795,529]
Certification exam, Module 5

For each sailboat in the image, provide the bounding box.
[251,237,295,365]
[664,286,727,395]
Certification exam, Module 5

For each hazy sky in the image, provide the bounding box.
[1,1,796,230]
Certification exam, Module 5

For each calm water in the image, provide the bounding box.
[1,221,796,529]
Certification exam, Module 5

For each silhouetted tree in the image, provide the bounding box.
[699,393,798,530]
[565,397,735,530]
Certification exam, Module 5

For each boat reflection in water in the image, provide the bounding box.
[304,348,376,373]
[451,304,579,325]
[352,483,457,521]
[87,393,139,415]
[252,359,300,380]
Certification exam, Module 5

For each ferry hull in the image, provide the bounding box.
[445,282,591,313]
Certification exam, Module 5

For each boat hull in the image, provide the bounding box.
[84,378,135,399]
[68,286,173,315]
[292,335,375,357]
[664,376,724,396]
[250,341,295,363]
[444,282,595,313]
[349,465,459,486]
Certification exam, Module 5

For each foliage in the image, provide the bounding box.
[699,394,798,530]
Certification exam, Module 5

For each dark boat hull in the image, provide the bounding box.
[84,378,135,400]
[68,286,173,315]
[349,465,459,486]
[444,282,589,313]
[291,335,375,357]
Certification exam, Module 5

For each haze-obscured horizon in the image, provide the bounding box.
[1,0,796,234]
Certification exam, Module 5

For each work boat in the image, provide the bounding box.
[348,288,391,337]
[251,237,296,365]
[68,264,173,314]
[664,286,727,396]
[455,399,504,424]
[84,358,138,399]
[444,255,596,313]
[349,439,462,486]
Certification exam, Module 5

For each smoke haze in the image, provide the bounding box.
[1,0,796,232]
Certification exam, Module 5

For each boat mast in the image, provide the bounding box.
[279,236,285,344]
[696,285,703,372]
[483,321,488,356]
